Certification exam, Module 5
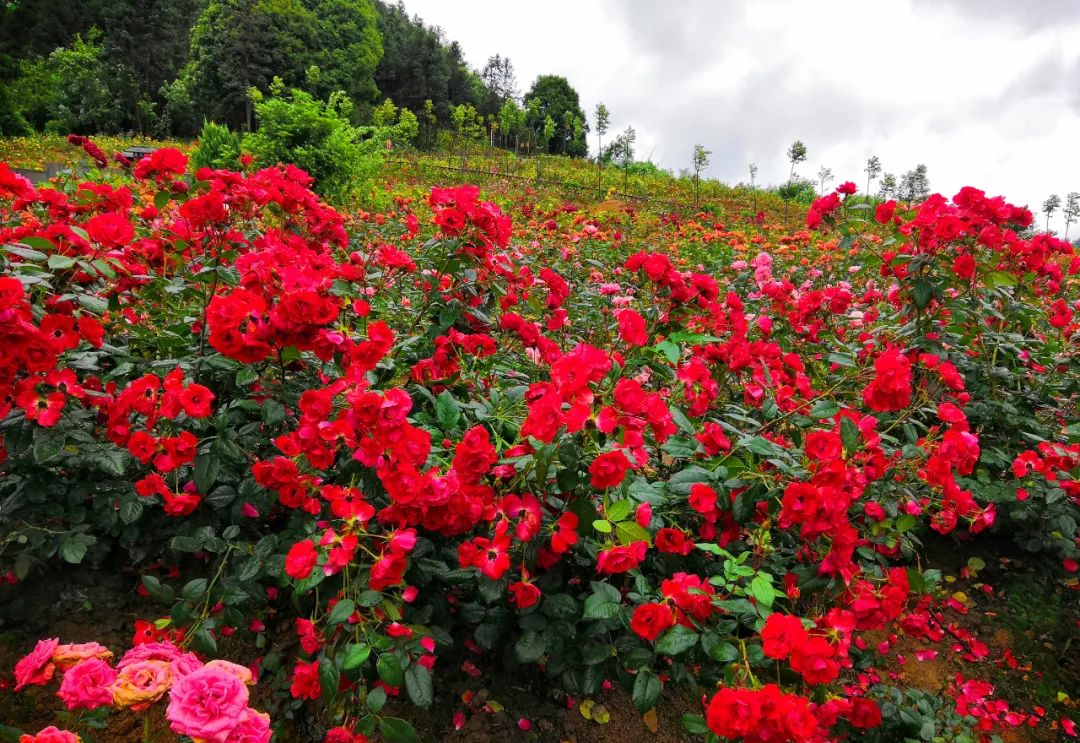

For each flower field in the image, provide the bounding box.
[0,138,1077,743]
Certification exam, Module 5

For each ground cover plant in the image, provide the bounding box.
[0,136,1077,743]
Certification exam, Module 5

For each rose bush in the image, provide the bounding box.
[1,137,1077,741]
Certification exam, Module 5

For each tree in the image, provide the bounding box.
[373,2,480,126]
[450,102,481,168]
[898,165,930,203]
[498,98,525,154]
[1041,194,1062,232]
[612,125,636,191]
[864,155,882,199]
[479,53,517,118]
[816,165,834,195]
[786,140,807,182]
[46,31,119,134]
[692,144,711,206]
[304,0,382,105]
[1063,192,1080,240]
[535,114,555,180]
[595,102,609,194]
[879,172,897,200]
[176,0,382,133]
[523,75,588,156]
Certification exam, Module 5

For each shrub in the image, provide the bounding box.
[191,120,243,171]
[1,140,1076,742]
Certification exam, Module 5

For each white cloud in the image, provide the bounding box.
[399,0,1080,233]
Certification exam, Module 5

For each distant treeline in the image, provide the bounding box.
[0,0,590,156]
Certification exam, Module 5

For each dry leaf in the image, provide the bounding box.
[643,708,659,733]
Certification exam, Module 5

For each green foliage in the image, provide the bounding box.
[191,121,243,171]
[524,74,589,157]
[373,1,480,127]
[242,85,407,202]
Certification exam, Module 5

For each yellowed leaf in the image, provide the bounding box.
[643,708,659,733]
[579,698,594,720]
[593,704,611,724]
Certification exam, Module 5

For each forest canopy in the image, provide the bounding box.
[0,0,589,156]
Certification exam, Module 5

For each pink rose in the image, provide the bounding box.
[225,708,272,743]
[52,642,113,670]
[57,658,117,710]
[204,659,255,685]
[116,640,181,668]
[18,726,81,743]
[167,666,250,743]
[111,659,173,710]
[14,638,59,691]
[172,651,204,678]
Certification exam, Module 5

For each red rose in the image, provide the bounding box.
[654,528,691,555]
[289,660,320,700]
[285,540,318,580]
[85,212,134,248]
[596,541,647,574]
[508,581,541,609]
[760,613,807,660]
[848,697,882,729]
[617,309,648,347]
[589,449,631,489]
[630,603,674,642]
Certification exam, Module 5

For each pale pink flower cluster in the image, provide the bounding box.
[12,637,271,743]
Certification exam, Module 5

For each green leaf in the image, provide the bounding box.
[701,634,739,662]
[808,400,840,419]
[98,449,127,476]
[681,714,710,734]
[986,270,1017,289]
[119,498,143,525]
[319,657,341,700]
[32,429,66,464]
[327,599,355,626]
[47,254,76,270]
[912,278,934,309]
[366,685,387,713]
[840,417,861,454]
[592,519,612,533]
[181,578,208,600]
[895,514,917,532]
[606,499,632,523]
[76,293,107,314]
[739,436,787,458]
[404,663,434,708]
[58,533,92,565]
[435,391,460,431]
[653,340,680,364]
[5,245,47,261]
[261,399,285,426]
[614,521,651,546]
[141,575,175,604]
[377,653,404,688]
[356,590,383,607]
[342,643,371,670]
[515,631,547,663]
[632,669,662,712]
[0,722,28,743]
[194,453,220,493]
[378,718,419,743]
[669,405,696,435]
[154,190,171,210]
[192,628,217,655]
[654,625,698,655]
[583,593,621,620]
[749,573,778,608]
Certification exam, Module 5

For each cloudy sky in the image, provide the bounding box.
[399,0,1080,234]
